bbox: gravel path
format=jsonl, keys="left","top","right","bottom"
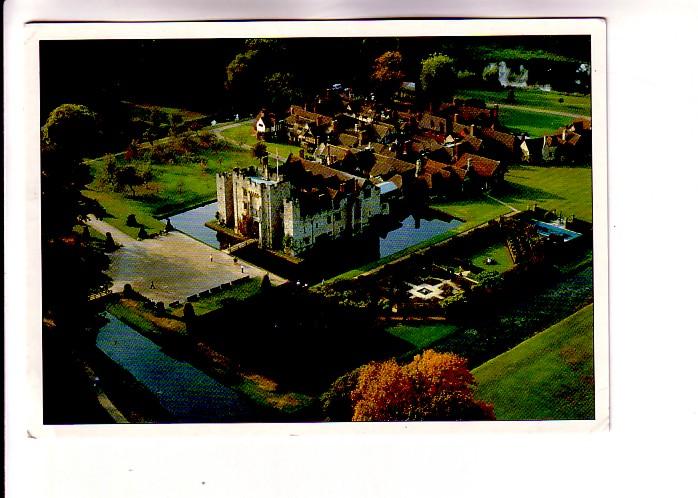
{"left": 88, "top": 216, "right": 286, "bottom": 304}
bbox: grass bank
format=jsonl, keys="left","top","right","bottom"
{"left": 473, "top": 304, "right": 594, "bottom": 420}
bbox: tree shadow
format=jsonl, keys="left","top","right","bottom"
{"left": 497, "top": 180, "right": 565, "bottom": 205}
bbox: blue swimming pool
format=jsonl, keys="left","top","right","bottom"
{"left": 533, "top": 220, "right": 582, "bottom": 242}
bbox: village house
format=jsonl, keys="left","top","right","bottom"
{"left": 452, "top": 151, "right": 507, "bottom": 191}
{"left": 285, "top": 105, "right": 337, "bottom": 153}
{"left": 254, "top": 109, "right": 279, "bottom": 141}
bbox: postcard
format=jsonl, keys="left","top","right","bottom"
{"left": 15, "top": 19, "right": 607, "bottom": 436}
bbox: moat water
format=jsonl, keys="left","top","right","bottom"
{"left": 166, "top": 202, "right": 220, "bottom": 247}
{"left": 168, "top": 201, "right": 461, "bottom": 259}
{"left": 96, "top": 313, "right": 250, "bottom": 422}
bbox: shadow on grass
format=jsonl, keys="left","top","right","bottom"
{"left": 497, "top": 180, "right": 565, "bottom": 205}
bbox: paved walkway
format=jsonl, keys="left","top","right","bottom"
{"left": 88, "top": 216, "right": 286, "bottom": 304}
{"left": 484, "top": 193, "right": 520, "bottom": 213}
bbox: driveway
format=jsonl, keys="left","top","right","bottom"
{"left": 88, "top": 216, "right": 286, "bottom": 304}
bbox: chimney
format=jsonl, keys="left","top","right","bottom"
{"left": 454, "top": 112, "right": 461, "bottom": 125}
{"left": 415, "top": 158, "right": 423, "bottom": 177}
{"left": 562, "top": 128, "right": 567, "bottom": 141}
{"left": 354, "top": 123, "right": 359, "bottom": 132}
{"left": 470, "top": 124, "right": 475, "bottom": 136}
{"left": 466, "top": 157, "right": 472, "bottom": 173}
{"left": 316, "top": 117, "right": 321, "bottom": 127}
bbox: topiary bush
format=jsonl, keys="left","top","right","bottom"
{"left": 126, "top": 213, "right": 138, "bottom": 227}
{"left": 137, "top": 227, "right": 148, "bottom": 240}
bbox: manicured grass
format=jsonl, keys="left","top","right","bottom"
{"left": 472, "top": 304, "right": 594, "bottom": 420}
{"left": 456, "top": 87, "right": 591, "bottom": 117}
{"left": 387, "top": 323, "right": 459, "bottom": 349}
{"left": 220, "top": 125, "right": 302, "bottom": 158}
{"left": 171, "top": 277, "right": 262, "bottom": 317}
{"left": 83, "top": 146, "right": 255, "bottom": 238}
{"left": 470, "top": 243, "right": 514, "bottom": 273}
{"left": 431, "top": 195, "right": 513, "bottom": 224}
{"left": 497, "top": 107, "right": 576, "bottom": 137}
{"left": 497, "top": 165, "right": 593, "bottom": 221}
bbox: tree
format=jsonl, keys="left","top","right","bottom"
{"left": 225, "top": 49, "right": 263, "bottom": 114}
{"left": 169, "top": 113, "right": 184, "bottom": 136}
{"left": 260, "top": 273, "right": 271, "bottom": 293}
{"left": 263, "top": 72, "right": 301, "bottom": 113}
{"left": 371, "top": 51, "right": 405, "bottom": 99}
{"left": 419, "top": 53, "right": 457, "bottom": 108}
{"left": 325, "top": 350, "right": 495, "bottom": 421}
{"left": 251, "top": 141, "right": 268, "bottom": 163}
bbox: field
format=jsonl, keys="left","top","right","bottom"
{"left": 219, "top": 124, "right": 302, "bottom": 159}
{"left": 498, "top": 165, "right": 593, "bottom": 221}
{"left": 496, "top": 107, "right": 575, "bottom": 137}
{"left": 83, "top": 145, "right": 254, "bottom": 238}
{"left": 472, "top": 304, "right": 594, "bottom": 420}
{"left": 387, "top": 323, "right": 459, "bottom": 349}
{"left": 456, "top": 87, "right": 591, "bottom": 117}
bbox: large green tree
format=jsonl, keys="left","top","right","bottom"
{"left": 419, "top": 53, "right": 457, "bottom": 108}
{"left": 41, "top": 104, "right": 111, "bottom": 334}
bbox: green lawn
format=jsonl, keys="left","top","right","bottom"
{"left": 497, "top": 107, "right": 575, "bottom": 137}
{"left": 220, "top": 124, "right": 302, "bottom": 159}
{"left": 473, "top": 304, "right": 594, "bottom": 420}
{"left": 456, "top": 87, "right": 591, "bottom": 117}
{"left": 470, "top": 243, "right": 514, "bottom": 273}
{"left": 171, "top": 277, "right": 262, "bottom": 317}
{"left": 387, "top": 323, "right": 459, "bottom": 349}
{"left": 431, "top": 195, "right": 513, "bottom": 223}
{"left": 84, "top": 147, "right": 255, "bottom": 238}
{"left": 497, "top": 165, "right": 593, "bottom": 221}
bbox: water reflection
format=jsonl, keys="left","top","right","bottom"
{"left": 96, "top": 313, "right": 250, "bottom": 422}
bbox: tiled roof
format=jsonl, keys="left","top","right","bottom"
{"left": 289, "top": 105, "right": 333, "bottom": 126}
{"left": 369, "top": 153, "right": 416, "bottom": 178}
{"left": 460, "top": 133, "right": 483, "bottom": 151}
{"left": 481, "top": 128, "right": 517, "bottom": 151}
{"left": 454, "top": 152, "right": 501, "bottom": 178}
{"left": 338, "top": 133, "right": 359, "bottom": 148}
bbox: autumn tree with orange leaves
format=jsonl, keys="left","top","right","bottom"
{"left": 371, "top": 51, "right": 406, "bottom": 100}
{"left": 323, "top": 350, "right": 495, "bottom": 421}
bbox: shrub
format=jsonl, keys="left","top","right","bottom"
{"left": 123, "top": 283, "right": 134, "bottom": 297}
{"left": 155, "top": 301, "right": 165, "bottom": 316}
{"left": 183, "top": 302, "right": 195, "bottom": 320}
{"left": 126, "top": 214, "right": 138, "bottom": 227}
{"left": 137, "top": 227, "right": 148, "bottom": 239}
{"left": 261, "top": 273, "right": 271, "bottom": 293}
{"left": 105, "top": 232, "right": 117, "bottom": 252}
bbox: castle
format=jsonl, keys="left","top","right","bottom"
{"left": 216, "top": 155, "right": 383, "bottom": 257}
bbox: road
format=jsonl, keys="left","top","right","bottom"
{"left": 88, "top": 215, "right": 286, "bottom": 304}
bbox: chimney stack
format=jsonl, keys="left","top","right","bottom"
{"left": 466, "top": 157, "right": 472, "bottom": 172}
{"left": 470, "top": 124, "right": 475, "bottom": 136}
{"left": 562, "top": 128, "right": 567, "bottom": 141}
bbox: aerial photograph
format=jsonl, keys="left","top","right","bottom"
{"left": 40, "top": 34, "right": 595, "bottom": 424}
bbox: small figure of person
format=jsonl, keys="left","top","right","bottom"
{"left": 240, "top": 265, "right": 245, "bottom": 274}
{"left": 150, "top": 281, "right": 155, "bottom": 289}
{"left": 210, "top": 254, "right": 213, "bottom": 262}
